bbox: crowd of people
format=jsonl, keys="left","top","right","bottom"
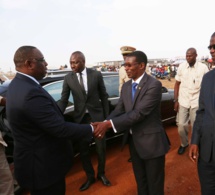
{"left": 1, "top": 32, "right": 215, "bottom": 195}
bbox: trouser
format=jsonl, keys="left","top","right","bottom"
{"left": 129, "top": 135, "right": 165, "bottom": 195}
{"left": 0, "top": 144, "right": 14, "bottom": 195}
{"left": 177, "top": 105, "right": 198, "bottom": 147}
{"left": 80, "top": 114, "right": 106, "bottom": 179}
{"left": 198, "top": 158, "right": 215, "bottom": 195}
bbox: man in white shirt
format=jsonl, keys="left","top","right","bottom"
{"left": 174, "top": 48, "right": 209, "bottom": 155}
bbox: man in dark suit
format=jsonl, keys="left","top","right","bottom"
{"left": 189, "top": 32, "right": 215, "bottom": 195}
{"left": 6, "top": 46, "right": 93, "bottom": 195}
{"left": 93, "top": 51, "right": 170, "bottom": 195}
{"left": 57, "top": 51, "right": 111, "bottom": 191}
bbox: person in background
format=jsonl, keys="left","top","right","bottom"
{"left": 93, "top": 51, "right": 170, "bottom": 195}
{"left": 119, "top": 46, "right": 136, "bottom": 163}
{"left": 119, "top": 46, "right": 136, "bottom": 93}
{"left": 174, "top": 48, "right": 209, "bottom": 155}
{"left": 189, "top": 32, "right": 215, "bottom": 195}
{"left": 0, "top": 96, "right": 14, "bottom": 195}
{"left": 6, "top": 46, "right": 93, "bottom": 195}
{"left": 58, "top": 51, "right": 111, "bottom": 191}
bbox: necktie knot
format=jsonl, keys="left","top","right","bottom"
{"left": 132, "top": 82, "right": 138, "bottom": 101}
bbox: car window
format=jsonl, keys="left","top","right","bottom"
{"left": 43, "top": 75, "right": 119, "bottom": 104}
{"left": 43, "top": 81, "right": 74, "bottom": 105}
{"left": 103, "top": 75, "right": 119, "bottom": 98}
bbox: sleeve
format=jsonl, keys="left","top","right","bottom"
{"left": 175, "top": 64, "right": 182, "bottom": 82}
{"left": 191, "top": 77, "right": 206, "bottom": 145}
{"left": 111, "top": 80, "right": 162, "bottom": 132}
{"left": 97, "top": 71, "right": 109, "bottom": 118}
{"left": 24, "top": 90, "right": 92, "bottom": 142}
{"left": 57, "top": 76, "right": 71, "bottom": 112}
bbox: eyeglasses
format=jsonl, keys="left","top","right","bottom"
{"left": 208, "top": 44, "right": 215, "bottom": 50}
{"left": 123, "top": 62, "right": 140, "bottom": 68}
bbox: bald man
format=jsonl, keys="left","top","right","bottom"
{"left": 174, "top": 48, "right": 209, "bottom": 155}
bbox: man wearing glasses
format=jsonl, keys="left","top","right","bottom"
{"left": 93, "top": 51, "right": 170, "bottom": 195}
{"left": 119, "top": 46, "right": 136, "bottom": 163}
{"left": 189, "top": 32, "right": 215, "bottom": 195}
{"left": 174, "top": 48, "right": 208, "bottom": 155}
{"left": 6, "top": 46, "right": 93, "bottom": 195}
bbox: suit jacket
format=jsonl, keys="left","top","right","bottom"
{"left": 191, "top": 69, "right": 215, "bottom": 162}
{"left": 107, "top": 73, "right": 170, "bottom": 159}
{"left": 6, "top": 73, "right": 92, "bottom": 190}
{"left": 58, "top": 68, "right": 109, "bottom": 123}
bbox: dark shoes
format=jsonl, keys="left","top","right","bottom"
{"left": 79, "top": 176, "right": 111, "bottom": 191}
{"left": 178, "top": 145, "right": 189, "bottom": 155}
{"left": 79, "top": 178, "right": 95, "bottom": 191}
{"left": 128, "top": 157, "right": 132, "bottom": 162}
{"left": 97, "top": 175, "right": 111, "bottom": 186}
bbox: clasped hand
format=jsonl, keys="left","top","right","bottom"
{"left": 92, "top": 121, "right": 111, "bottom": 139}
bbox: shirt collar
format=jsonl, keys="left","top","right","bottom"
{"left": 185, "top": 61, "right": 197, "bottom": 69}
{"left": 132, "top": 72, "right": 145, "bottom": 84}
{"left": 17, "top": 71, "right": 40, "bottom": 85}
{"left": 76, "top": 67, "right": 87, "bottom": 76}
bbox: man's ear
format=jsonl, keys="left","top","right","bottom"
{"left": 24, "top": 60, "right": 33, "bottom": 69}
{"left": 140, "top": 62, "right": 146, "bottom": 70}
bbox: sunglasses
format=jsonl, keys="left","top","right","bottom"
{"left": 208, "top": 44, "right": 215, "bottom": 50}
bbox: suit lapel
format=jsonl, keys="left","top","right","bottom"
{"left": 132, "top": 73, "right": 148, "bottom": 106}
{"left": 71, "top": 72, "right": 87, "bottom": 100}
{"left": 86, "top": 68, "right": 91, "bottom": 96}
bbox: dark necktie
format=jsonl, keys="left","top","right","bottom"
{"left": 132, "top": 82, "right": 138, "bottom": 101}
{"left": 79, "top": 73, "right": 86, "bottom": 94}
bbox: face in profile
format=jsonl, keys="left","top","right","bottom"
{"left": 30, "top": 49, "right": 48, "bottom": 80}
{"left": 209, "top": 36, "right": 215, "bottom": 63}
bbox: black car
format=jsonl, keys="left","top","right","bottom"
{"left": 1, "top": 70, "right": 176, "bottom": 146}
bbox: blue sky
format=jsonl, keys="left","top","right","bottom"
{"left": 0, "top": 0, "right": 214, "bottom": 72}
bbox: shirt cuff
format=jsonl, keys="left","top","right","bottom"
{"left": 110, "top": 120, "right": 117, "bottom": 133}
{"left": 90, "top": 124, "right": 94, "bottom": 132}
{"left": 0, "top": 96, "right": 3, "bottom": 103}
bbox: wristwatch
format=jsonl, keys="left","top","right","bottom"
{"left": 173, "top": 99, "right": 178, "bottom": 103}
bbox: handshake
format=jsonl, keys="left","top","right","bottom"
{"left": 91, "top": 120, "right": 112, "bottom": 139}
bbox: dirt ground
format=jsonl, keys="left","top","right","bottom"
{"left": 21, "top": 124, "right": 200, "bottom": 195}
{"left": 65, "top": 124, "right": 201, "bottom": 195}
{"left": 159, "top": 77, "right": 175, "bottom": 89}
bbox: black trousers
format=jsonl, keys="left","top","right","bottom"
{"left": 31, "top": 179, "right": 65, "bottom": 195}
{"left": 79, "top": 113, "right": 106, "bottom": 179}
{"left": 198, "top": 158, "right": 215, "bottom": 195}
{"left": 128, "top": 135, "right": 165, "bottom": 195}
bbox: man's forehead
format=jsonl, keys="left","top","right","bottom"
{"left": 210, "top": 36, "right": 215, "bottom": 44}
{"left": 71, "top": 54, "right": 81, "bottom": 60}
{"left": 125, "top": 56, "right": 136, "bottom": 63}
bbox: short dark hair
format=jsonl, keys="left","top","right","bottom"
{"left": 71, "top": 51, "right": 85, "bottom": 63}
{"left": 126, "top": 51, "right": 148, "bottom": 65}
{"left": 211, "top": 32, "right": 215, "bottom": 37}
{"left": 14, "top": 46, "right": 36, "bottom": 67}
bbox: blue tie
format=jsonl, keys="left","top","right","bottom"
{"left": 132, "top": 82, "right": 138, "bottom": 101}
